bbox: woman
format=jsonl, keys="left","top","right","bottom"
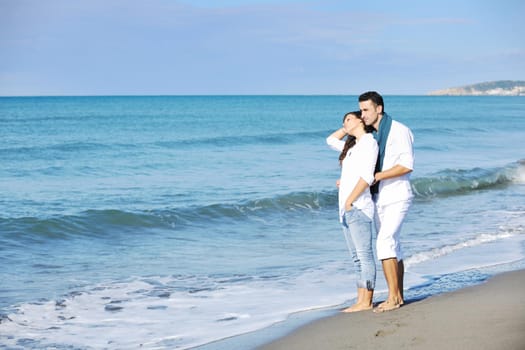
{"left": 326, "top": 111, "right": 378, "bottom": 312}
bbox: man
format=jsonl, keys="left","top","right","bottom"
{"left": 358, "top": 91, "right": 414, "bottom": 312}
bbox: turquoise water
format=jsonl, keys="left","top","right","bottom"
{"left": 1, "top": 96, "right": 525, "bottom": 349}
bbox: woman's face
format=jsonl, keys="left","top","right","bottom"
{"left": 343, "top": 114, "right": 361, "bottom": 135}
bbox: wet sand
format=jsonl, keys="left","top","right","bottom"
{"left": 258, "top": 269, "right": 525, "bottom": 350}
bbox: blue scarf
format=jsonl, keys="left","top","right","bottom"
{"left": 371, "top": 113, "right": 392, "bottom": 194}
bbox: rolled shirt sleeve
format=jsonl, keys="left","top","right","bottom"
{"left": 326, "top": 136, "right": 345, "bottom": 152}
{"left": 394, "top": 126, "right": 414, "bottom": 171}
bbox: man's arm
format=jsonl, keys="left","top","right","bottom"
{"left": 374, "top": 164, "right": 412, "bottom": 183}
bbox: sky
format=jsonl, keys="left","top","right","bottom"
{"left": 1, "top": 0, "right": 524, "bottom": 96}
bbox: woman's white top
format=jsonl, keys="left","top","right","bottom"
{"left": 326, "top": 133, "right": 378, "bottom": 221}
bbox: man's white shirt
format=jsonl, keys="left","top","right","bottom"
{"left": 375, "top": 120, "right": 414, "bottom": 206}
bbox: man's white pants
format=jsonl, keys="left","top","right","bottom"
{"left": 375, "top": 200, "right": 411, "bottom": 261}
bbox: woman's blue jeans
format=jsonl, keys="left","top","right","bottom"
{"left": 341, "top": 208, "right": 376, "bottom": 290}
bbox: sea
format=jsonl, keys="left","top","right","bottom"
{"left": 1, "top": 95, "right": 524, "bottom": 349}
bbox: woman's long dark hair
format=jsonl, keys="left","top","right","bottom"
{"left": 338, "top": 111, "right": 374, "bottom": 165}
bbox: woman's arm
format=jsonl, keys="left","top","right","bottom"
{"left": 346, "top": 136, "right": 378, "bottom": 210}
{"left": 326, "top": 128, "right": 346, "bottom": 152}
{"left": 345, "top": 178, "right": 370, "bottom": 211}
{"left": 329, "top": 127, "right": 346, "bottom": 140}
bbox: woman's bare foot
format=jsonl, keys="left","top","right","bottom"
{"left": 341, "top": 302, "right": 373, "bottom": 313}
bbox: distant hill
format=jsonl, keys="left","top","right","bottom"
{"left": 428, "top": 80, "right": 525, "bottom": 96}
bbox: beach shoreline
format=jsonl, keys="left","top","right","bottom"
{"left": 255, "top": 269, "right": 525, "bottom": 350}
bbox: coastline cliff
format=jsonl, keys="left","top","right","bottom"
{"left": 428, "top": 80, "right": 525, "bottom": 96}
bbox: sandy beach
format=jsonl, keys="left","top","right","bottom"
{"left": 258, "top": 269, "right": 525, "bottom": 350}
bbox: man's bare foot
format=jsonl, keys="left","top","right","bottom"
{"left": 341, "top": 303, "right": 373, "bottom": 313}
{"left": 373, "top": 299, "right": 403, "bottom": 313}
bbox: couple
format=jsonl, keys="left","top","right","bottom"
{"left": 326, "top": 91, "right": 414, "bottom": 313}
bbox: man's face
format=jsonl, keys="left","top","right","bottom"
{"left": 359, "top": 99, "right": 382, "bottom": 128}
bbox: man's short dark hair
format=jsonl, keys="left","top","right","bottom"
{"left": 359, "top": 91, "right": 385, "bottom": 113}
